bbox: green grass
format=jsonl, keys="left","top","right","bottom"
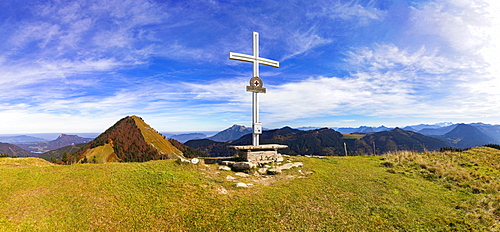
{"left": 342, "top": 133, "right": 367, "bottom": 139}
{"left": 0, "top": 151, "right": 495, "bottom": 231}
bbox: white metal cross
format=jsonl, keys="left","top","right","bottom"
{"left": 229, "top": 32, "right": 279, "bottom": 146}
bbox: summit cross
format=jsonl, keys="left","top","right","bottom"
{"left": 229, "top": 32, "right": 279, "bottom": 146}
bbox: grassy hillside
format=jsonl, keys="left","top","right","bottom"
{"left": 1, "top": 148, "right": 498, "bottom": 231}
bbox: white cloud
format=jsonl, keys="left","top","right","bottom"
{"left": 282, "top": 27, "right": 331, "bottom": 61}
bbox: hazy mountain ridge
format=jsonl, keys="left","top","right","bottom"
{"left": 15, "top": 134, "right": 92, "bottom": 153}
{"left": 437, "top": 124, "right": 497, "bottom": 149}
{"left": 169, "top": 133, "right": 207, "bottom": 143}
{"left": 0, "top": 135, "right": 47, "bottom": 143}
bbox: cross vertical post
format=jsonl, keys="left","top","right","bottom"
{"left": 229, "top": 32, "right": 279, "bottom": 146}
{"left": 252, "top": 32, "right": 259, "bottom": 146}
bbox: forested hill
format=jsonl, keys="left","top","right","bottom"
{"left": 345, "top": 128, "right": 451, "bottom": 155}
{"left": 0, "top": 143, "right": 33, "bottom": 157}
{"left": 186, "top": 127, "right": 451, "bottom": 157}
{"left": 70, "top": 116, "right": 183, "bottom": 163}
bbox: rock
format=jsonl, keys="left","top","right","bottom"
{"left": 218, "top": 166, "right": 232, "bottom": 171}
{"left": 232, "top": 162, "right": 256, "bottom": 172}
{"left": 217, "top": 186, "right": 228, "bottom": 194}
{"left": 293, "top": 162, "right": 303, "bottom": 167}
{"left": 226, "top": 175, "right": 236, "bottom": 180}
{"left": 235, "top": 172, "right": 250, "bottom": 177}
{"left": 280, "top": 163, "right": 295, "bottom": 170}
{"left": 278, "top": 162, "right": 304, "bottom": 170}
{"left": 221, "top": 161, "right": 235, "bottom": 166}
{"left": 257, "top": 168, "right": 268, "bottom": 174}
{"left": 267, "top": 168, "right": 282, "bottom": 175}
{"left": 235, "top": 182, "right": 249, "bottom": 187}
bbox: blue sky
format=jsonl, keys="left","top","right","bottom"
{"left": 0, "top": 0, "right": 499, "bottom": 133}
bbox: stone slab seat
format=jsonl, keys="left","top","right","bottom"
{"left": 227, "top": 144, "right": 288, "bottom": 163}
{"left": 227, "top": 144, "right": 288, "bottom": 150}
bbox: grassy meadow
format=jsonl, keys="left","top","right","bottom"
{"left": 1, "top": 147, "right": 499, "bottom": 231}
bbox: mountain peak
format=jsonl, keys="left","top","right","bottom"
{"left": 71, "top": 116, "right": 183, "bottom": 163}
{"left": 208, "top": 125, "right": 252, "bottom": 142}
{"left": 443, "top": 124, "right": 496, "bottom": 149}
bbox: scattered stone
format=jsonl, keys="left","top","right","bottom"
{"left": 191, "top": 158, "right": 199, "bottom": 164}
{"left": 217, "top": 186, "right": 228, "bottom": 194}
{"left": 226, "top": 175, "right": 236, "bottom": 180}
{"left": 232, "top": 162, "right": 256, "bottom": 172}
{"left": 280, "top": 163, "right": 295, "bottom": 170}
{"left": 257, "top": 168, "right": 268, "bottom": 174}
{"left": 267, "top": 168, "right": 282, "bottom": 175}
{"left": 235, "top": 182, "right": 249, "bottom": 188}
{"left": 235, "top": 172, "right": 250, "bottom": 177}
{"left": 218, "top": 166, "right": 231, "bottom": 171}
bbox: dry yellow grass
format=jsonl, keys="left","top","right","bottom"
{"left": 81, "top": 143, "right": 120, "bottom": 163}
{"left": 0, "top": 157, "right": 53, "bottom": 167}
{"left": 131, "top": 116, "right": 183, "bottom": 159}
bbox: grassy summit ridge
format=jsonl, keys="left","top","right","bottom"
{"left": 131, "top": 116, "right": 183, "bottom": 158}
{"left": 1, "top": 148, "right": 498, "bottom": 230}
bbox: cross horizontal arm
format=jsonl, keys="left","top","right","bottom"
{"left": 257, "top": 57, "right": 279, "bottom": 68}
{"left": 229, "top": 52, "right": 254, "bottom": 63}
{"left": 229, "top": 52, "right": 280, "bottom": 68}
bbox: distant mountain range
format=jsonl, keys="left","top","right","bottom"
{"left": 168, "top": 133, "right": 207, "bottom": 143}
{"left": 3, "top": 121, "right": 500, "bottom": 160}
{"left": 0, "top": 135, "right": 47, "bottom": 143}
{"left": 164, "top": 125, "right": 252, "bottom": 143}
{"left": 15, "top": 134, "right": 93, "bottom": 153}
